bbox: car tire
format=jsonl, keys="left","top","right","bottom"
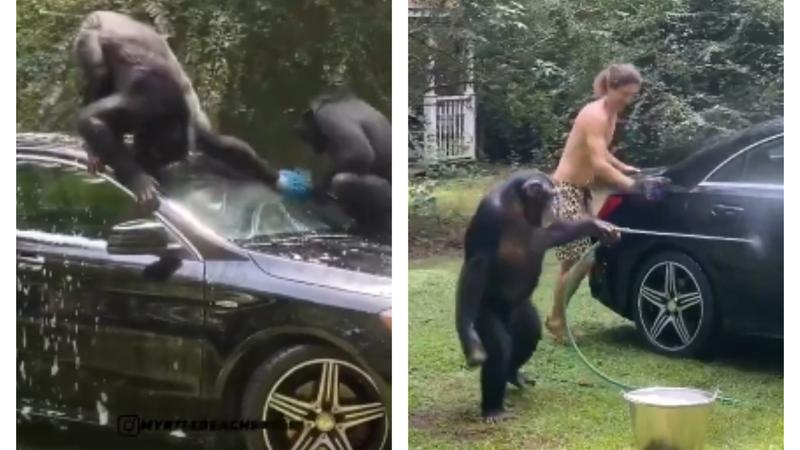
{"left": 240, "top": 344, "right": 389, "bottom": 450}
{"left": 631, "top": 251, "right": 716, "bottom": 358}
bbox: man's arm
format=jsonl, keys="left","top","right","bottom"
{"left": 582, "top": 113, "right": 635, "bottom": 190}
{"left": 607, "top": 151, "right": 639, "bottom": 174}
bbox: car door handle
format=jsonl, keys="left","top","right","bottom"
{"left": 711, "top": 204, "right": 743, "bottom": 217}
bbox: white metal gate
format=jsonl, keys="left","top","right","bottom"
{"left": 410, "top": 13, "right": 477, "bottom": 163}
{"left": 422, "top": 92, "right": 476, "bottom": 161}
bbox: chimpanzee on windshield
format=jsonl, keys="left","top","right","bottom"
{"left": 294, "top": 91, "right": 391, "bottom": 234}
{"left": 455, "top": 170, "right": 620, "bottom": 423}
{"left": 73, "top": 10, "right": 280, "bottom": 209}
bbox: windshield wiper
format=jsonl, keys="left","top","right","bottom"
{"left": 236, "top": 232, "right": 353, "bottom": 245}
{"left": 303, "top": 233, "right": 354, "bottom": 240}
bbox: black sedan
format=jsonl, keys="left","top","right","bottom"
{"left": 590, "top": 118, "right": 783, "bottom": 357}
{"left": 16, "top": 133, "right": 391, "bottom": 450}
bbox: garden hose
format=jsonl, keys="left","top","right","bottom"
{"left": 561, "top": 241, "right": 739, "bottom": 405}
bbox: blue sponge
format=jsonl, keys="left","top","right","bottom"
{"left": 277, "top": 169, "right": 312, "bottom": 199}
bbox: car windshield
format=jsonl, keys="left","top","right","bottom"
{"left": 158, "top": 166, "right": 353, "bottom": 242}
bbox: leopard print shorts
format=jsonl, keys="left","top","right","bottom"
{"left": 553, "top": 181, "right": 593, "bottom": 263}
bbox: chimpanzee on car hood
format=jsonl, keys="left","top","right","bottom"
{"left": 157, "top": 157, "right": 391, "bottom": 292}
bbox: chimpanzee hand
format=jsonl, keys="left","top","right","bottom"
{"left": 633, "top": 176, "right": 671, "bottom": 201}
{"left": 593, "top": 219, "right": 621, "bottom": 246}
{"left": 87, "top": 153, "right": 105, "bottom": 175}
{"left": 130, "top": 173, "right": 160, "bottom": 212}
{"left": 465, "top": 326, "right": 487, "bottom": 368}
{"left": 313, "top": 188, "right": 331, "bottom": 203}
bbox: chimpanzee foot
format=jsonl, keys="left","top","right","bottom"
{"left": 508, "top": 372, "right": 535, "bottom": 389}
{"left": 481, "top": 408, "right": 514, "bottom": 424}
{"left": 86, "top": 154, "right": 106, "bottom": 175}
{"left": 131, "top": 173, "right": 160, "bottom": 212}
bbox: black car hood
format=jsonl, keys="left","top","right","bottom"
{"left": 240, "top": 235, "right": 392, "bottom": 299}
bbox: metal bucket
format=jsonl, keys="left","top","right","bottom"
{"left": 623, "top": 387, "right": 716, "bottom": 450}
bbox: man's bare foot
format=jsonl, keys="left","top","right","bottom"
{"left": 481, "top": 408, "right": 514, "bottom": 424}
{"left": 507, "top": 372, "right": 535, "bottom": 389}
{"left": 545, "top": 315, "right": 566, "bottom": 341}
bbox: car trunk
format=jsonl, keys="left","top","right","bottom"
{"left": 590, "top": 166, "right": 669, "bottom": 216}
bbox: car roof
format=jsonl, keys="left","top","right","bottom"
{"left": 17, "top": 132, "right": 89, "bottom": 163}
{"left": 663, "top": 117, "right": 783, "bottom": 186}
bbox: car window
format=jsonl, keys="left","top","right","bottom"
{"left": 707, "top": 137, "right": 783, "bottom": 185}
{"left": 707, "top": 152, "right": 745, "bottom": 182}
{"left": 742, "top": 137, "right": 783, "bottom": 184}
{"left": 17, "top": 160, "right": 141, "bottom": 240}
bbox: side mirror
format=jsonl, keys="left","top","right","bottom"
{"left": 107, "top": 219, "right": 176, "bottom": 255}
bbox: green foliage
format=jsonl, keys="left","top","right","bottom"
{"left": 409, "top": 161, "right": 490, "bottom": 218}
{"left": 422, "top": 161, "right": 490, "bottom": 180}
{"left": 17, "top": 0, "right": 390, "bottom": 169}
{"left": 411, "top": 0, "right": 783, "bottom": 167}
{"left": 409, "top": 179, "right": 438, "bottom": 218}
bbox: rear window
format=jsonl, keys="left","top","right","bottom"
{"left": 707, "top": 153, "right": 745, "bottom": 183}
{"left": 741, "top": 138, "right": 783, "bottom": 184}
{"left": 707, "top": 136, "right": 783, "bottom": 185}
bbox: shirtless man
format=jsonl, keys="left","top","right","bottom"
{"left": 545, "top": 63, "right": 666, "bottom": 340}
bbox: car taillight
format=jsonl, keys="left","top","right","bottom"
{"left": 597, "top": 194, "right": 623, "bottom": 220}
{"left": 379, "top": 308, "right": 391, "bottom": 332}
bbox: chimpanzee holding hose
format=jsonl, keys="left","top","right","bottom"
{"left": 455, "top": 170, "right": 623, "bottom": 422}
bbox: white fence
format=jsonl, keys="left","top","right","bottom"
{"left": 409, "top": 9, "right": 476, "bottom": 163}
{"left": 417, "top": 92, "right": 476, "bottom": 161}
